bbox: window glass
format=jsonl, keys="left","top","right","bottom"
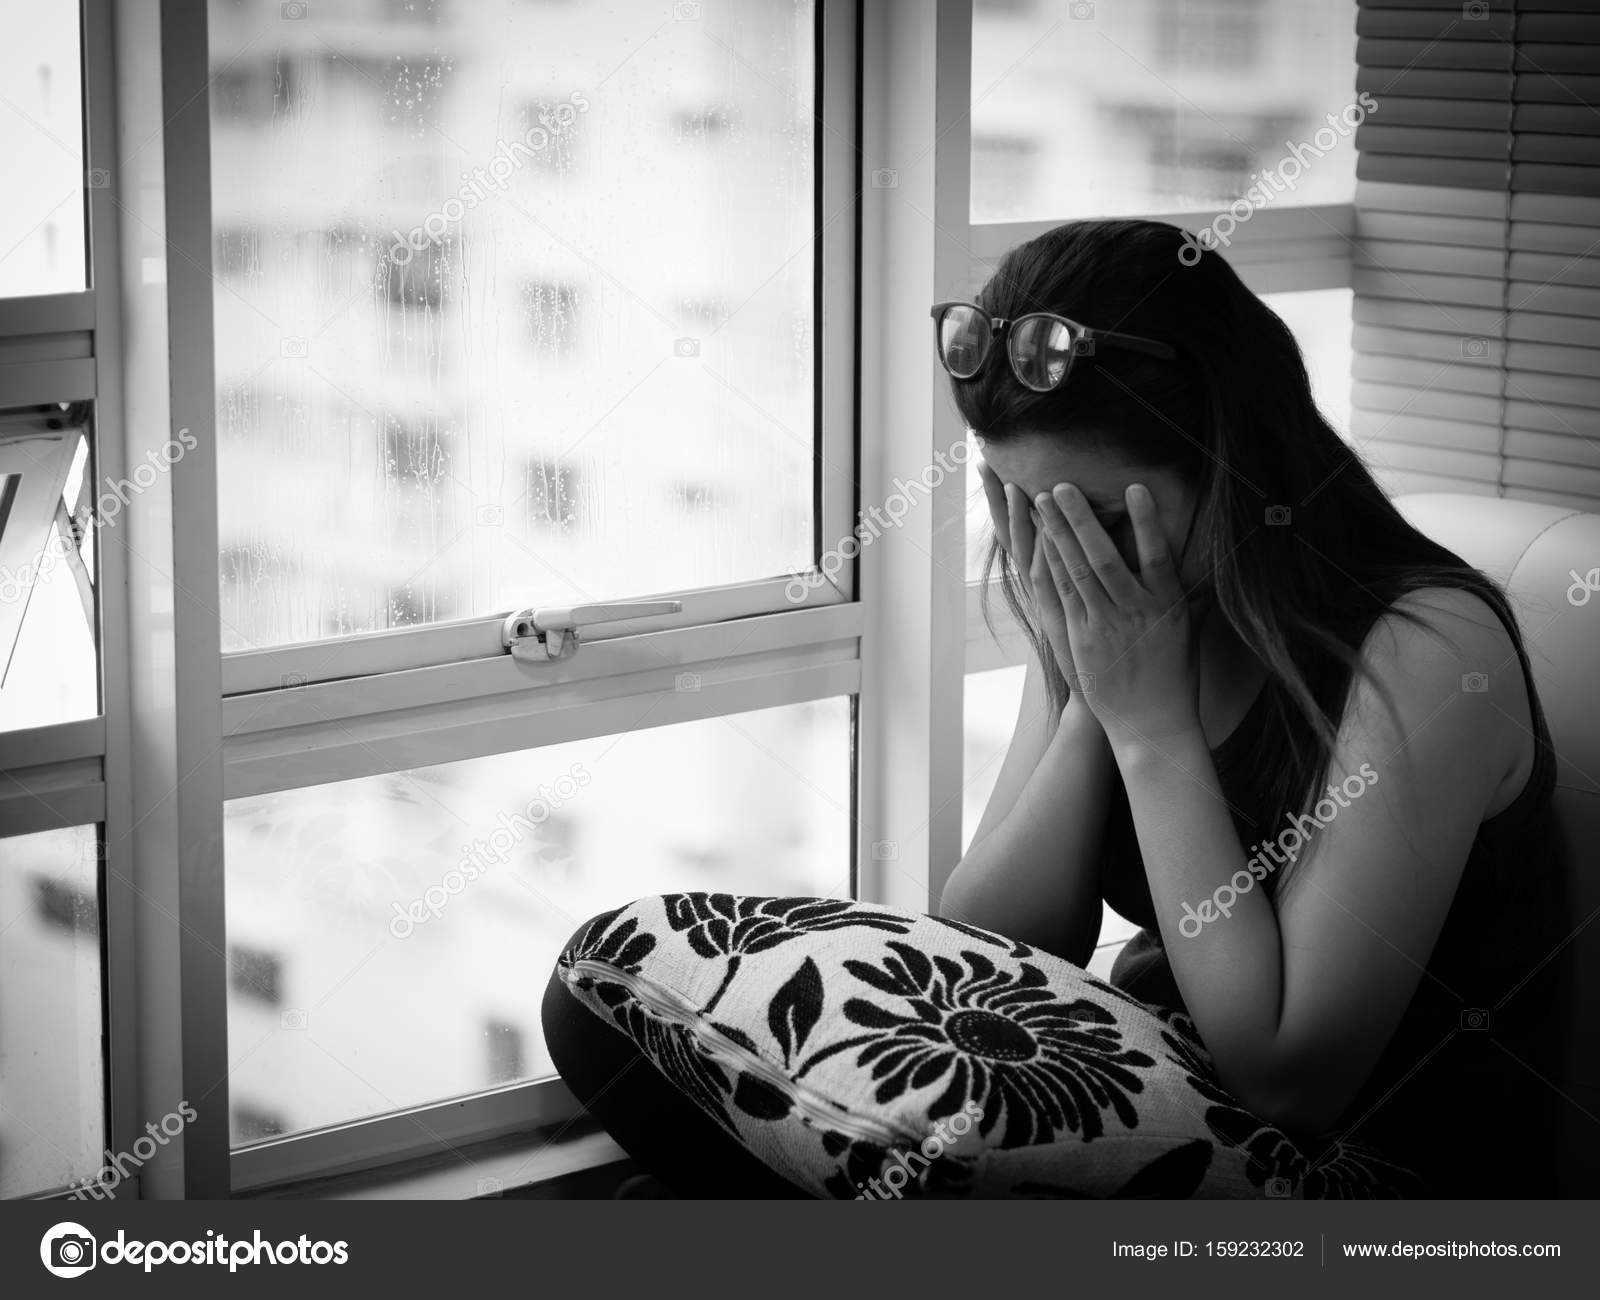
{"left": 962, "top": 664, "right": 1027, "bottom": 856}
{"left": 971, "top": 0, "right": 1358, "bottom": 222}
{"left": 223, "top": 697, "right": 850, "bottom": 1142}
{"left": 208, "top": 0, "right": 817, "bottom": 651}
{"left": 0, "top": 421, "right": 96, "bottom": 732}
{"left": 0, "top": 0, "right": 86, "bottom": 296}
{"left": 0, "top": 824, "right": 103, "bottom": 1199}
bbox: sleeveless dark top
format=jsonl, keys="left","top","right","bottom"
{"left": 1102, "top": 600, "right": 1572, "bottom": 1195}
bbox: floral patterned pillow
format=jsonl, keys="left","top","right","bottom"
{"left": 555, "top": 893, "right": 1421, "bottom": 1199}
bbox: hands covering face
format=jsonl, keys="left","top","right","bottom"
{"left": 979, "top": 458, "right": 1199, "bottom": 741}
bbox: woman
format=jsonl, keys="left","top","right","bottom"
{"left": 938, "top": 218, "right": 1570, "bottom": 1195}
{"left": 544, "top": 218, "right": 1570, "bottom": 1197}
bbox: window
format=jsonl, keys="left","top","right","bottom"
{"left": 207, "top": 0, "right": 825, "bottom": 651}
{"left": 0, "top": 825, "right": 103, "bottom": 1200}
{"left": 0, "top": 0, "right": 124, "bottom": 1204}
{"left": 520, "top": 279, "right": 581, "bottom": 355}
{"left": 159, "top": 0, "right": 856, "bottom": 1194}
{"left": 970, "top": 0, "right": 1357, "bottom": 221}
{"left": 222, "top": 698, "right": 849, "bottom": 1139}
{"left": 1152, "top": 0, "right": 1265, "bottom": 74}
{"left": 0, "top": 413, "right": 97, "bottom": 731}
{"left": 0, "top": 0, "right": 85, "bottom": 297}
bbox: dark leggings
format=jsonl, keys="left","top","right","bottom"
{"left": 540, "top": 947, "right": 809, "bottom": 1198}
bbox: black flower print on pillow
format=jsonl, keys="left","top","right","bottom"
{"left": 663, "top": 894, "right": 914, "bottom": 960}
{"left": 836, "top": 940, "right": 1157, "bottom": 1147}
{"left": 662, "top": 894, "right": 917, "bottom": 1014}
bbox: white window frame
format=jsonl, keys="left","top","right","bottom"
{"left": 109, "top": 0, "right": 867, "bottom": 1198}
{"left": 0, "top": 0, "right": 146, "bottom": 1202}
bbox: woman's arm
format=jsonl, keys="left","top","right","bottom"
{"left": 940, "top": 459, "right": 1119, "bottom": 964}
{"left": 1034, "top": 481, "right": 1523, "bottom": 1136}
{"left": 1111, "top": 590, "right": 1517, "bottom": 1134}
{"left": 941, "top": 662, "right": 1116, "bottom": 965}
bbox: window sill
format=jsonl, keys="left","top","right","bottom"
{"left": 238, "top": 1120, "right": 627, "bottom": 1201}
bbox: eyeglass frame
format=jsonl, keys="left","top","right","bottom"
{"left": 929, "top": 300, "right": 1179, "bottom": 392}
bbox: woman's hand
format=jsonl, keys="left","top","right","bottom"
{"left": 978, "top": 458, "right": 1078, "bottom": 687}
{"left": 1033, "top": 481, "right": 1200, "bottom": 747}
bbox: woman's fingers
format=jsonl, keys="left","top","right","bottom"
{"left": 1050, "top": 483, "right": 1144, "bottom": 605}
{"left": 1126, "top": 482, "right": 1183, "bottom": 602}
{"left": 978, "top": 460, "right": 1011, "bottom": 559}
{"left": 1035, "top": 488, "right": 1114, "bottom": 620}
{"left": 1032, "top": 532, "right": 1079, "bottom": 678}
{"left": 1037, "top": 527, "right": 1083, "bottom": 624}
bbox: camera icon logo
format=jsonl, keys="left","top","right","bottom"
{"left": 86, "top": 168, "right": 111, "bottom": 189}
{"left": 1264, "top": 1176, "right": 1293, "bottom": 1198}
{"left": 871, "top": 840, "right": 898, "bottom": 861}
{"left": 476, "top": 504, "right": 503, "bottom": 527}
{"left": 674, "top": 0, "right": 700, "bottom": 18}
{"left": 674, "top": 336, "right": 700, "bottom": 358}
{"left": 280, "top": 336, "right": 308, "bottom": 359}
{"left": 1265, "top": 505, "right": 1291, "bottom": 525}
{"left": 1461, "top": 1008, "right": 1490, "bottom": 1031}
{"left": 281, "top": 0, "right": 309, "bottom": 19}
{"left": 1462, "top": 1, "right": 1489, "bottom": 19}
{"left": 1461, "top": 336, "right": 1490, "bottom": 359}
{"left": 41, "top": 1223, "right": 97, "bottom": 1278}
{"left": 280, "top": 1008, "right": 309, "bottom": 1030}
{"left": 1461, "top": 671, "right": 1489, "bottom": 693}
{"left": 1069, "top": 0, "right": 1095, "bottom": 17}
{"left": 281, "top": 671, "right": 308, "bottom": 690}
{"left": 870, "top": 168, "right": 898, "bottom": 189}
{"left": 1067, "top": 671, "right": 1096, "bottom": 695}
{"left": 675, "top": 671, "right": 701, "bottom": 693}
{"left": 477, "top": 1176, "right": 504, "bottom": 1196}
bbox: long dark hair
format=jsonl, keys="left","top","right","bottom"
{"left": 955, "top": 219, "right": 1528, "bottom": 886}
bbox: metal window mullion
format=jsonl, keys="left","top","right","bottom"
{"left": 223, "top": 650, "right": 861, "bottom": 801}
{"left": 0, "top": 758, "right": 106, "bottom": 838}
{"left": 80, "top": 0, "right": 148, "bottom": 1195}
{"left": 224, "top": 601, "right": 863, "bottom": 737}
{"left": 969, "top": 202, "right": 1356, "bottom": 262}
{"left": 0, "top": 292, "right": 97, "bottom": 338}
{"left": 854, "top": 0, "right": 971, "bottom": 916}
{"left": 154, "top": 0, "right": 230, "bottom": 1201}
{"left": 0, "top": 289, "right": 98, "bottom": 407}
{"left": 816, "top": 0, "right": 860, "bottom": 603}
{"left": 218, "top": 575, "right": 849, "bottom": 696}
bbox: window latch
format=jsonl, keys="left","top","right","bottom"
{"left": 500, "top": 599, "right": 683, "bottom": 664}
